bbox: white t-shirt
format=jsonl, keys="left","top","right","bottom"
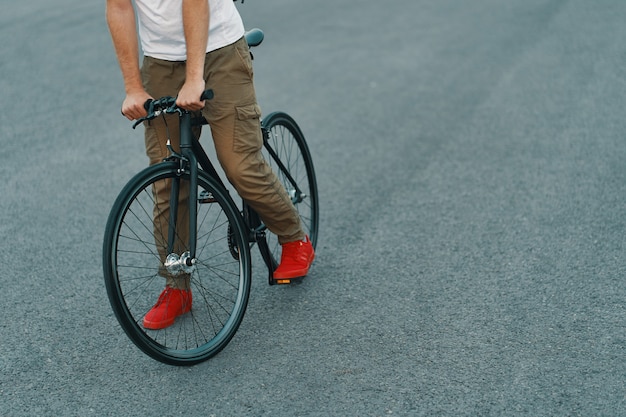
{"left": 134, "top": 0, "right": 245, "bottom": 61}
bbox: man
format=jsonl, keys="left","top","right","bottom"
{"left": 106, "top": 0, "right": 314, "bottom": 330}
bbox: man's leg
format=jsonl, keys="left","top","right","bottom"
{"left": 141, "top": 56, "right": 193, "bottom": 329}
{"left": 202, "top": 38, "right": 314, "bottom": 279}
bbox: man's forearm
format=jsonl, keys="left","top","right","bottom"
{"left": 106, "top": 0, "right": 144, "bottom": 94}
{"left": 182, "top": 0, "right": 210, "bottom": 82}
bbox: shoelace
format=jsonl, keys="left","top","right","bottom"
{"left": 154, "top": 287, "right": 190, "bottom": 306}
{"left": 283, "top": 241, "right": 308, "bottom": 261}
{"left": 153, "top": 287, "right": 173, "bottom": 307}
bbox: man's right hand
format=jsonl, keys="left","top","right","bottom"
{"left": 121, "top": 90, "right": 153, "bottom": 120}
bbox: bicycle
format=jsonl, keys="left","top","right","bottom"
{"left": 102, "top": 29, "right": 319, "bottom": 366}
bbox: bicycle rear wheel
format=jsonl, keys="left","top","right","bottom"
{"left": 103, "top": 162, "right": 251, "bottom": 365}
{"left": 260, "top": 112, "right": 319, "bottom": 273}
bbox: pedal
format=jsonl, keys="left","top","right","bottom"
{"left": 272, "top": 276, "right": 306, "bottom": 285}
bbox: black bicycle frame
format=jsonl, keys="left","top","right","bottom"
{"left": 261, "top": 128, "right": 304, "bottom": 204}
{"left": 168, "top": 111, "right": 290, "bottom": 284}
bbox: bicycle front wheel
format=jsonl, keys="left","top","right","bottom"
{"left": 261, "top": 112, "right": 319, "bottom": 268}
{"left": 103, "top": 162, "right": 251, "bottom": 365}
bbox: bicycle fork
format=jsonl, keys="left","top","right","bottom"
{"left": 163, "top": 112, "right": 198, "bottom": 276}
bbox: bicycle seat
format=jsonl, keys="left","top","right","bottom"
{"left": 245, "top": 28, "right": 264, "bottom": 48}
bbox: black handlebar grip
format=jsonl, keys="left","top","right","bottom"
{"left": 201, "top": 89, "right": 214, "bottom": 101}
{"left": 143, "top": 99, "right": 153, "bottom": 111}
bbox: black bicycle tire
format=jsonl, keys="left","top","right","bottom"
{"left": 260, "top": 112, "right": 319, "bottom": 264}
{"left": 103, "top": 162, "right": 251, "bottom": 365}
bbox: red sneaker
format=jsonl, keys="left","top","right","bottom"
{"left": 273, "top": 236, "right": 315, "bottom": 281}
{"left": 143, "top": 287, "right": 192, "bottom": 330}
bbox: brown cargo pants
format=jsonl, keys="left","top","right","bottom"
{"left": 141, "top": 37, "right": 304, "bottom": 289}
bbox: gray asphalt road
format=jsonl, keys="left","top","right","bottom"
{"left": 1, "top": 0, "right": 625, "bottom": 416}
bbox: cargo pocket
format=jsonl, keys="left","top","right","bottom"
{"left": 233, "top": 103, "right": 263, "bottom": 152}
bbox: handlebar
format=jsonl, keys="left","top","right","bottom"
{"left": 132, "top": 89, "right": 214, "bottom": 129}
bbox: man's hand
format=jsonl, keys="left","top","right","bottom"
{"left": 176, "top": 78, "right": 206, "bottom": 111}
{"left": 121, "top": 90, "right": 153, "bottom": 120}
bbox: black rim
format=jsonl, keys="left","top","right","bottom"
{"left": 103, "top": 164, "right": 251, "bottom": 365}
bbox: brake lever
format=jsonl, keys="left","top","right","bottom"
{"left": 132, "top": 99, "right": 161, "bottom": 129}
{"left": 132, "top": 118, "right": 146, "bottom": 129}
{"left": 165, "top": 104, "right": 183, "bottom": 116}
